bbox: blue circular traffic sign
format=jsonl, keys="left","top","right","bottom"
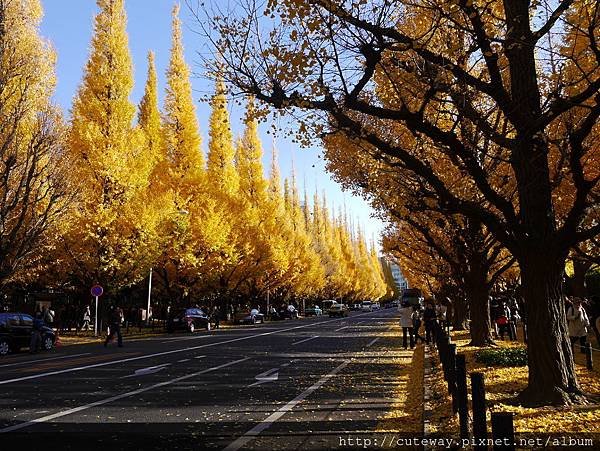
{"left": 90, "top": 285, "right": 104, "bottom": 297}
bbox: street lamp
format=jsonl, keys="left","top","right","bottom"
{"left": 146, "top": 209, "right": 189, "bottom": 325}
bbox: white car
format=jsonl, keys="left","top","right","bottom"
{"left": 361, "top": 301, "right": 373, "bottom": 312}
{"left": 372, "top": 302, "right": 381, "bottom": 310}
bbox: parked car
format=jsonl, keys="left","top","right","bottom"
{"left": 304, "top": 305, "right": 322, "bottom": 317}
{"left": 372, "top": 302, "right": 381, "bottom": 310}
{"left": 167, "top": 308, "right": 210, "bottom": 333}
{"left": 321, "top": 300, "right": 337, "bottom": 311}
{"left": 278, "top": 305, "right": 299, "bottom": 320}
{"left": 329, "top": 303, "right": 349, "bottom": 317}
{"left": 361, "top": 301, "right": 373, "bottom": 312}
{"left": 235, "top": 308, "right": 265, "bottom": 325}
{"left": 350, "top": 303, "right": 361, "bottom": 311}
{"left": 0, "top": 313, "right": 56, "bottom": 356}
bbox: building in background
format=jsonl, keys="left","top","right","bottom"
{"left": 390, "top": 263, "right": 408, "bottom": 291}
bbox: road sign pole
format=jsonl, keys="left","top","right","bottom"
{"left": 146, "top": 267, "right": 152, "bottom": 326}
{"left": 94, "top": 295, "right": 99, "bottom": 336}
{"left": 90, "top": 284, "right": 104, "bottom": 337}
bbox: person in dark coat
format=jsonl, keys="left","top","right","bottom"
{"left": 412, "top": 306, "right": 425, "bottom": 344}
{"left": 212, "top": 305, "right": 221, "bottom": 329}
{"left": 423, "top": 302, "right": 437, "bottom": 344}
{"left": 30, "top": 311, "right": 44, "bottom": 354}
{"left": 104, "top": 306, "right": 124, "bottom": 348}
{"left": 398, "top": 301, "right": 414, "bottom": 349}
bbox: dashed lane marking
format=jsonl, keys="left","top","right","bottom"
{"left": 223, "top": 360, "right": 350, "bottom": 451}
{"left": 291, "top": 336, "right": 319, "bottom": 346}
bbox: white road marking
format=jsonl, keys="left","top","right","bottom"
{"left": 0, "top": 353, "right": 92, "bottom": 368}
{"left": 224, "top": 360, "right": 350, "bottom": 451}
{"left": 366, "top": 337, "right": 380, "bottom": 348}
{"left": 248, "top": 368, "right": 279, "bottom": 387}
{"left": 335, "top": 326, "right": 348, "bottom": 332}
{"left": 120, "top": 363, "right": 172, "bottom": 379}
{"left": 0, "top": 357, "right": 250, "bottom": 434}
{"left": 291, "top": 336, "right": 319, "bottom": 346}
{"left": 159, "top": 335, "right": 212, "bottom": 343}
{"left": 177, "top": 359, "right": 191, "bottom": 363}
{"left": 0, "top": 311, "right": 380, "bottom": 386}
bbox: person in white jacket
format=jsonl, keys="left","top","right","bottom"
{"left": 398, "top": 301, "right": 415, "bottom": 349}
{"left": 567, "top": 297, "right": 589, "bottom": 353}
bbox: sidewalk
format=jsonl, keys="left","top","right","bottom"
{"left": 55, "top": 316, "right": 307, "bottom": 347}
{"left": 421, "top": 328, "right": 600, "bottom": 439}
{"left": 376, "top": 321, "right": 424, "bottom": 434}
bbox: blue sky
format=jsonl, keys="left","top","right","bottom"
{"left": 40, "top": 0, "right": 386, "bottom": 247}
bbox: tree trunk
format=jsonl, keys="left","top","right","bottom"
{"left": 452, "top": 295, "right": 468, "bottom": 330}
{"left": 465, "top": 266, "right": 495, "bottom": 347}
{"left": 517, "top": 251, "right": 582, "bottom": 406}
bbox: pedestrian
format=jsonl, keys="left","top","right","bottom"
{"left": 495, "top": 301, "right": 511, "bottom": 340}
{"left": 412, "top": 306, "right": 425, "bottom": 344}
{"left": 398, "top": 301, "right": 414, "bottom": 349}
{"left": 42, "top": 306, "right": 54, "bottom": 326}
{"left": 436, "top": 301, "right": 447, "bottom": 330}
{"left": 29, "top": 311, "right": 44, "bottom": 354}
{"left": 104, "top": 305, "right": 124, "bottom": 348}
{"left": 423, "top": 301, "right": 437, "bottom": 344}
{"left": 81, "top": 305, "right": 91, "bottom": 331}
{"left": 212, "top": 305, "right": 220, "bottom": 329}
{"left": 567, "top": 297, "right": 589, "bottom": 353}
{"left": 587, "top": 295, "right": 600, "bottom": 346}
{"left": 508, "top": 303, "right": 520, "bottom": 341}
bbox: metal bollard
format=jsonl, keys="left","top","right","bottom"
{"left": 448, "top": 343, "right": 457, "bottom": 396}
{"left": 456, "top": 354, "right": 469, "bottom": 438}
{"left": 471, "top": 372, "right": 488, "bottom": 451}
{"left": 491, "top": 412, "right": 516, "bottom": 451}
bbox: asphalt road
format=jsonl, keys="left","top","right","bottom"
{"left": 0, "top": 308, "right": 410, "bottom": 450}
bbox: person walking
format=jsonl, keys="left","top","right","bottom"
{"left": 588, "top": 295, "right": 600, "bottom": 347}
{"left": 567, "top": 297, "right": 589, "bottom": 353}
{"left": 398, "top": 301, "right": 414, "bottom": 349}
{"left": 412, "top": 306, "right": 425, "bottom": 344}
{"left": 29, "top": 311, "right": 44, "bottom": 354}
{"left": 496, "top": 301, "right": 511, "bottom": 340}
{"left": 212, "top": 305, "right": 220, "bottom": 329}
{"left": 104, "top": 305, "right": 124, "bottom": 348}
{"left": 81, "top": 305, "right": 91, "bottom": 331}
{"left": 42, "top": 306, "right": 54, "bottom": 326}
{"left": 423, "top": 302, "right": 437, "bottom": 344}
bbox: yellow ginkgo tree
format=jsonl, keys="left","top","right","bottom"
{"left": 60, "top": 0, "right": 159, "bottom": 294}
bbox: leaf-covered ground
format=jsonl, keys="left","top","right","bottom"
{"left": 430, "top": 329, "right": 600, "bottom": 436}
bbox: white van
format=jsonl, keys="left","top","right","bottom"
{"left": 361, "top": 301, "right": 373, "bottom": 312}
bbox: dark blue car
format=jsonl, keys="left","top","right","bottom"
{"left": 0, "top": 313, "right": 56, "bottom": 356}
{"left": 167, "top": 308, "right": 210, "bottom": 333}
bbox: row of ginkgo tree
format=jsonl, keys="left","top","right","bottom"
{"left": 0, "top": 0, "right": 394, "bottom": 308}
